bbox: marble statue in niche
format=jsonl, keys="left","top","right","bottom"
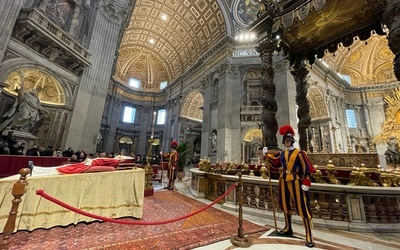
{"left": 46, "top": 0, "right": 73, "bottom": 30}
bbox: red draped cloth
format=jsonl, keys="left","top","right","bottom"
{"left": 56, "top": 158, "right": 120, "bottom": 174}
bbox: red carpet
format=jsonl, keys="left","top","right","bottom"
{"left": 5, "top": 190, "right": 268, "bottom": 250}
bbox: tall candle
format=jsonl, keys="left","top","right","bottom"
{"left": 151, "top": 111, "right": 156, "bottom": 138}
{"left": 306, "top": 128, "right": 309, "bottom": 140}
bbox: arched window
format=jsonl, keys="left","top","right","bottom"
{"left": 160, "top": 81, "right": 167, "bottom": 90}
{"left": 346, "top": 109, "right": 357, "bottom": 128}
{"left": 123, "top": 106, "right": 136, "bottom": 123}
{"left": 338, "top": 73, "right": 351, "bottom": 84}
{"left": 157, "top": 109, "right": 166, "bottom": 125}
{"left": 129, "top": 77, "right": 141, "bottom": 88}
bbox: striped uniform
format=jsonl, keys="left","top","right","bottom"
{"left": 164, "top": 150, "right": 178, "bottom": 180}
{"left": 267, "top": 148, "right": 314, "bottom": 244}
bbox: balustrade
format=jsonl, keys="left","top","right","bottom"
{"left": 190, "top": 168, "right": 400, "bottom": 232}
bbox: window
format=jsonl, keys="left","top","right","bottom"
{"left": 160, "top": 81, "right": 167, "bottom": 90}
{"left": 346, "top": 109, "right": 357, "bottom": 128}
{"left": 123, "top": 106, "right": 136, "bottom": 123}
{"left": 157, "top": 109, "right": 166, "bottom": 125}
{"left": 129, "top": 77, "right": 140, "bottom": 88}
{"left": 341, "top": 74, "right": 351, "bottom": 84}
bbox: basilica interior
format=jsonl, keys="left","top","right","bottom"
{"left": 1, "top": 0, "right": 400, "bottom": 249}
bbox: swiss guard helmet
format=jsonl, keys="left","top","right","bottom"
{"left": 170, "top": 141, "right": 178, "bottom": 149}
{"left": 279, "top": 124, "right": 296, "bottom": 144}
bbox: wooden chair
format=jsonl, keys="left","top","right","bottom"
{"left": 0, "top": 168, "right": 30, "bottom": 250}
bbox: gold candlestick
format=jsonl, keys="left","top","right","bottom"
{"left": 331, "top": 125, "right": 339, "bottom": 153}
{"left": 347, "top": 136, "right": 353, "bottom": 153}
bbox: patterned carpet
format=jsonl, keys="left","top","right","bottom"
{"left": 5, "top": 190, "right": 268, "bottom": 250}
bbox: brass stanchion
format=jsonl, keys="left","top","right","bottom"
{"left": 230, "top": 171, "right": 252, "bottom": 247}
{"left": 261, "top": 161, "right": 278, "bottom": 233}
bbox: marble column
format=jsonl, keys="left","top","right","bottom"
{"left": 290, "top": 57, "right": 311, "bottom": 151}
{"left": 255, "top": 37, "right": 279, "bottom": 148}
{"left": 383, "top": 0, "right": 400, "bottom": 81}
{"left": 0, "top": 0, "right": 25, "bottom": 62}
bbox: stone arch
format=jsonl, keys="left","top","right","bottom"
{"left": 180, "top": 89, "right": 203, "bottom": 121}
{"left": 307, "top": 83, "right": 329, "bottom": 120}
{"left": 0, "top": 58, "right": 73, "bottom": 107}
{"left": 242, "top": 126, "right": 263, "bottom": 163}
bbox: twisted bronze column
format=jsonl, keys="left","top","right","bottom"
{"left": 291, "top": 57, "right": 311, "bottom": 151}
{"left": 256, "top": 37, "right": 279, "bottom": 148}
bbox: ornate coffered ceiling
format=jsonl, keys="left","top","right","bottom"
{"left": 113, "top": 0, "right": 227, "bottom": 91}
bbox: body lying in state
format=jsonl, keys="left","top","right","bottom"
{"left": 28, "top": 155, "right": 134, "bottom": 176}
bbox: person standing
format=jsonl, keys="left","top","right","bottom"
{"left": 161, "top": 141, "right": 179, "bottom": 190}
{"left": 263, "top": 124, "right": 315, "bottom": 248}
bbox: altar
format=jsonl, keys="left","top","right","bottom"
{"left": 0, "top": 169, "right": 145, "bottom": 232}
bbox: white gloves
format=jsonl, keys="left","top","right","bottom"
{"left": 262, "top": 147, "right": 268, "bottom": 156}
{"left": 301, "top": 185, "right": 310, "bottom": 192}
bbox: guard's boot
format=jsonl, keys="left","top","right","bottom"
{"left": 304, "top": 217, "right": 314, "bottom": 248}
{"left": 277, "top": 213, "right": 293, "bottom": 236}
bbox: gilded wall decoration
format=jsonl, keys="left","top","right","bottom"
{"left": 324, "top": 34, "right": 396, "bottom": 86}
{"left": 3, "top": 69, "right": 66, "bottom": 105}
{"left": 374, "top": 89, "right": 400, "bottom": 144}
{"left": 308, "top": 84, "right": 329, "bottom": 119}
{"left": 243, "top": 128, "right": 262, "bottom": 142}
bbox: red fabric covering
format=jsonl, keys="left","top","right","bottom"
{"left": 91, "top": 158, "right": 119, "bottom": 167}
{"left": 57, "top": 158, "right": 120, "bottom": 174}
{"left": 56, "top": 162, "right": 90, "bottom": 174}
{"left": 84, "top": 166, "right": 116, "bottom": 173}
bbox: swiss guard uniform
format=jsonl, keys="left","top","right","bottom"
{"left": 162, "top": 141, "right": 179, "bottom": 190}
{"left": 264, "top": 125, "right": 316, "bottom": 248}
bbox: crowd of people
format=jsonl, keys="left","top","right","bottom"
{"left": 0, "top": 133, "right": 120, "bottom": 162}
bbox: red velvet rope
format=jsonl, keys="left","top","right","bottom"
{"left": 36, "top": 182, "right": 238, "bottom": 225}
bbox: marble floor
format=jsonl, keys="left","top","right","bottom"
{"left": 153, "top": 167, "right": 400, "bottom": 250}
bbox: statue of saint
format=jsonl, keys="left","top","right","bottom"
{"left": 384, "top": 139, "right": 400, "bottom": 164}
{"left": 209, "top": 132, "right": 217, "bottom": 152}
{"left": 0, "top": 76, "right": 46, "bottom": 133}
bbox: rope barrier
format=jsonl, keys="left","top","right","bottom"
{"left": 36, "top": 182, "right": 238, "bottom": 226}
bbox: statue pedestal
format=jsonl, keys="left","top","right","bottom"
{"left": 2, "top": 129, "right": 38, "bottom": 151}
